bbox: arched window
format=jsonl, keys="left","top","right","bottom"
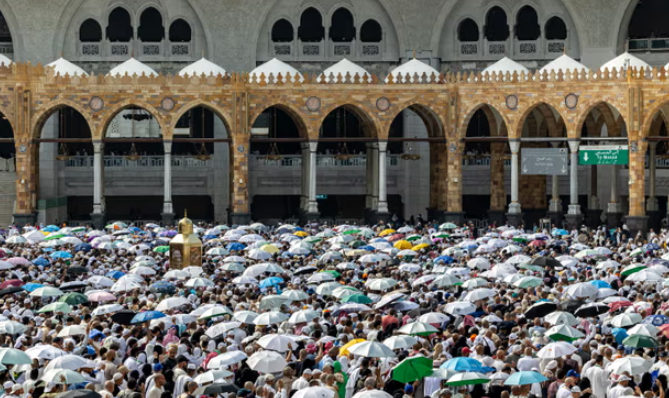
{"left": 0, "top": 11, "right": 12, "bottom": 43}
{"left": 106, "top": 7, "right": 133, "bottom": 42}
{"left": 545, "top": 17, "right": 567, "bottom": 40}
{"left": 515, "top": 6, "right": 540, "bottom": 41}
{"left": 360, "top": 19, "right": 382, "bottom": 42}
{"left": 484, "top": 6, "right": 509, "bottom": 41}
{"left": 138, "top": 7, "right": 164, "bottom": 42}
{"left": 329, "top": 8, "right": 355, "bottom": 42}
{"left": 298, "top": 8, "right": 324, "bottom": 42}
{"left": 169, "top": 19, "right": 191, "bottom": 42}
{"left": 272, "top": 19, "right": 294, "bottom": 42}
{"left": 458, "top": 18, "right": 479, "bottom": 42}
{"left": 628, "top": 0, "right": 669, "bottom": 39}
{"left": 80, "top": 19, "right": 102, "bottom": 42}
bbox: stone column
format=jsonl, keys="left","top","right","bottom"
{"left": 625, "top": 139, "right": 649, "bottom": 235}
{"left": 161, "top": 141, "right": 175, "bottom": 226}
{"left": 586, "top": 165, "right": 602, "bottom": 228}
{"left": 506, "top": 139, "right": 523, "bottom": 227}
{"left": 488, "top": 142, "right": 506, "bottom": 226}
{"left": 300, "top": 143, "right": 309, "bottom": 213}
{"left": 445, "top": 140, "right": 465, "bottom": 224}
{"left": 365, "top": 144, "right": 373, "bottom": 209}
{"left": 565, "top": 140, "right": 583, "bottom": 228}
{"left": 606, "top": 165, "right": 623, "bottom": 227}
{"left": 647, "top": 142, "right": 661, "bottom": 232}
{"left": 13, "top": 142, "right": 37, "bottom": 227}
{"left": 91, "top": 141, "right": 106, "bottom": 229}
{"left": 376, "top": 141, "right": 389, "bottom": 222}
{"left": 229, "top": 135, "right": 251, "bottom": 225}
{"left": 547, "top": 142, "right": 563, "bottom": 226}
{"left": 305, "top": 141, "right": 319, "bottom": 218}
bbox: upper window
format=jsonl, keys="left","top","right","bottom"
{"left": 106, "top": 7, "right": 133, "bottom": 42}
{"left": 628, "top": 0, "right": 669, "bottom": 39}
{"left": 169, "top": 19, "right": 191, "bottom": 42}
{"left": 360, "top": 19, "right": 382, "bottom": 42}
{"left": 271, "top": 19, "right": 294, "bottom": 42}
{"left": 137, "top": 7, "right": 164, "bottom": 42}
{"left": 484, "top": 7, "right": 509, "bottom": 42}
{"left": 298, "top": 8, "right": 324, "bottom": 42}
{"left": 515, "top": 6, "right": 540, "bottom": 41}
{"left": 545, "top": 17, "right": 567, "bottom": 40}
{"left": 458, "top": 18, "right": 479, "bottom": 42}
{"left": 80, "top": 19, "right": 102, "bottom": 42}
{"left": 329, "top": 8, "right": 355, "bottom": 42}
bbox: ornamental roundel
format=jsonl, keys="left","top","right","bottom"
{"left": 376, "top": 97, "right": 391, "bottom": 112}
{"left": 89, "top": 96, "right": 104, "bottom": 112}
{"left": 449, "top": 143, "right": 457, "bottom": 153}
{"left": 505, "top": 95, "right": 518, "bottom": 110}
{"left": 306, "top": 96, "right": 321, "bottom": 112}
{"left": 161, "top": 97, "right": 176, "bottom": 112}
{"left": 565, "top": 93, "right": 579, "bottom": 109}
{"left": 237, "top": 145, "right": 245, "bottom": 153}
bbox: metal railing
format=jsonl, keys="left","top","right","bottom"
{"left": 63, "top": 156, "right": 210, "bottom": 168}
{"left": 629, "top": 38, "right": 669, "bottom": 52}
{"left": 252, "top": 154, "right": 400, "bottom": 167}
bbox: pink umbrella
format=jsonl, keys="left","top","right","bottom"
{"left": 7, "top": 257, "right": 30, "bottom": 266}
{"left": 87, "top": 292, "right": 117, "bottom": 302}
{"left": 528, "top": 240, "right": 545, "bottom": 247}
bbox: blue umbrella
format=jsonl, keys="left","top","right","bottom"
{"left": 463, "top": 244, "right": 478, "bottom": 250}
{"left": 440, "top": 357, "right": 483, "bottom": 371}
{"left": 550, "top": 240, "right": 567, "bottom": 247}
{"left": 611, "top": 328, "right": 628, "bottom": 345}
{"left": 74, "top": 243, "right": 92, "bottom": 252}
{"left": 32, "top": 257, "right": 49, "bottom": 266}
{"left": 50, "top": 251, "right": 73, "bottom": 259}
{"left": 150, "top": 281, "right": 176, "bottom": 294}
{"left": 22, "top": 283, "right": 44, "bottom": 292}
{"left": 202, "top": 235, "right": 217, "bottom": 241}
{"left": 644, "top": 315, "right": 669, "bottom": 326}
{"left": 359, "top": 245, "right": 376, "bottom": 252}
{"left": 434, "top": 256, "right": 454, "bottom": 264}
{"left": 645, "top": 243, "right": 661, "bottom": 252}
{"left": 259, "top": 277, "right": 284, "bottom": 289}
{"left": 106, "top": 270, "right": 125, "bottom": 280}
{"left": 553, "top": 229, "right": 569, "bottom": 236}
{"left": 128, "top": 227, "right": 141, "bottom": 233}
{"left": 590, "top": 280, "right": 611, "bottom": 289}
{"left": 88, "top": 330, "right": 105, "bottom": 340}
{"left": 43, "top": 225, "right": 59, "bottom": 232}
{"left": 131, "top": 311, "right": 166, "bottom": 324}
{"left": 294, "top": 227, "right": 305, "bottom": 232}
{"left": 504, "top": 371, "right": 548, "bottom": 386}
{"left": 226, "top": 243, "right": 245, "bottom": 251}
{"left": 41, "top": 248, "right": 54, "bottom": 252}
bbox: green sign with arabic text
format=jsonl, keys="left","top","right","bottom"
{"left": 578, "top": 145, "right": 629, "bottom": 165}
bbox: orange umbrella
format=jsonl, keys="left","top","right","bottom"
{"left": 339, "top": 338, "right": 366, "bottom": 356}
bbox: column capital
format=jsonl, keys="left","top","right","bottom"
{"left": 649, "top": 141, "right": 659, "bottom": 149}
{"left": 378, "top": 141, "right": 388, "bottom": 152}
{"left": 93, "top": 141, "right": 103, "bottom": 152}
{"left": 163, "top": 140, "right": 172, "bottom": 153}
{"left": 508, "top": 139, "right": 520, "bottom": 153}
{"left": 567, "top": 139, "right": 580, "bottom": 153}
{"left": 308, "top": 141, "right": 318, "bottom": 152}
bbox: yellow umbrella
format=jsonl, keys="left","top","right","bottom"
{"left": 294, "top": 231, "right": 308, "bottom": 237}
{"left": 412, "top": 243, "right": 430, "bottom": 251}
{"left": 260, "top": 244, "right": 280, "bottom": 254}
{"left": 379, "top": 229, "right": 396, "bottom": 237}
{"left": 345, "top": 249, "right": 368, "bottom": 257}
{"left": 339, "top": 338, "right": 366, "bottom": 356}
{"left": 393, "top": 240, "right": 412, "bottom": 250}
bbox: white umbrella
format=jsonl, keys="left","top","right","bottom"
{"left": 185, "top": 278, "right": 215, "bottom": 288}
{"left": 247, "top": 350, "right": 287, "bottom": 373}
{"left": 293, "top": 388, "right": 335, "bottom": 398}
{"left": 57, "top": 325, "right": 87, "bottom": 337}
{"left": 544, "top": 311, "right": 579, "bottom": 326}
{"left": 92, "top": 304, "right": 124, "bottom": 316}
{"left": 281, "top": 290, "right": 310, "bottom": 301}
{"left": 627, "top": 324, "right": 660, "bottom": 337}
{"left": 610, "top": 313, "right": 642, "bottom": 328}
{"left": 397, "top": 322, "right": 439, "bottom": 336}
{"left": 289, "top": 310, "right": 321, "bottom": 324}
{"left": 163, "top": 270, "right": 190, "bottom": 280}
{"left": 233, "top": 311, "right": 259, "bottom": 323}
{"left": 88, "top": 276, "right": 114, "bottom": 288}
{"left": 536, "top": 342, "right": 578, "bottom": 359}
{"left": 26, "top": 344, "right": 66, "bottom": 360}
{"left": 205, "top": 321, "right": 242, "bottom": 339}
{"left": 627, "top": 270, "right": 663, "bottom": 282}
{"left": 308, "top": 273, "right": 335, "bottom": 283}
{"left": 464, "top": 288, "right": 496, "bottom": 302}
{"left": 111, "top": 279, "right": 143, "bottom": 292}
{"left": 444, "top": 301, "right": 476, "bottom": 316}
{"left": 348, "top": 341, "right": 397, "bottom": 358}
{"left": 253, "top": 311, "right": 290, "bottom": 326}
{"left": 461, "top": 278, "right": 489, "bottom": 289}
{"left": 432, "top": 274, "right": 463, "bottom": 288}
{"left": 352, "top": 390, "right": 393, "bottom": 398}
{"left": 40, "top": 368, "right": 86, "bottom": 384}
{"left": 193, "top": 369, "right": 234, "bottom": 384}
{"left": 257, "top": 334, "right": 296, "bottom": 352}
{"left": 248, "top": 249, "right": 273, "bottom": 261}
{"left": 467, "top": 257, "right": 491, "bottom": 270}
{"left": 609, "top": 357, "right": 652, "bottom": 375}
{"left": 365, "top": 278, "right": 398, "bottom": 291}
{"left": 207, "top": 351, "right": 248, "bottom": 369}
{"left": 44, "top": 355, "right": 96, "bottom": 372}
{"left": 197, "top": 305, "right": 234, "bottom": 320}
{"left": 418, "top": 312, "right": 449, "bottom": 324}
{"left": 565, "top": 282, "right": 598, "bottom": 299}
{"left": 232, "top": 276, "right": 258, "bottom": 285}
{"left": 382, "top": 335, "right": 418, "bottom": 350}
{"left": 0, "top": 321, "right": 27, "bottom": 335}
{"left": 30, "top": 287, "right": 64, "bottom": 298}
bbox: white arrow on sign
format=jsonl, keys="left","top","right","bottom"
{"left": 583, "top": 152, "right": 589, "bottom": 162}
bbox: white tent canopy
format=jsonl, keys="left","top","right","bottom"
{"left": 319, "top": 59, "right": 371, "bottom": 82}
{"left": 600, "top": 52, "right": 650, "bottom": 71}
{"left": 46, "top": 58, "right": 88, "bottom": 77}
{"left": 179, "top": 58, "right": 226, "bottom": 77}
{"left": 250, "top": 58, "right": 303, "bottom": 82}
{"left": 0, "top": 54, "right": 12, "bottom": 67}
{"left": 540, "top": 55, "right": 589, "bottom": 74}
{"left": 107, "top": 58, "right": 158, "bottom": 77}
{"left": 386, "top": 59, "right": 439, "bottom": 83}
{"left": 483, "top": 57, "right": 529, "bottom": 75}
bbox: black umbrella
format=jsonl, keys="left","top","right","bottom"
{"left": 574, "top": 302, "right": 609, "bottom": 318}
{"left": 57, "top": 390, "right": 102, "bottom": 398}
{"left": 67, "top": 266, "right": 88, "bottom": 275}
{"left": 524, "top": 301, "right": 558, "bottom": 319}
{"left": 530, "top": 256, "right": 562, "bottom": 268}
{"left": 111, "top": 309, "right": 137, "bottom": 325}
{"left": 193, "top": 383, "right": 240, "bottom": 397}
{"left": 60, "top": 281, "right": 89, "bottom": 291}
{"left": 293, "top": 266, "right": 317, "bottom": 275}
{"left": 0, "top": 286, "right": 22, "bottom": 296}
{"left": 560, "top": 299, "right": 584, "bottom": 313}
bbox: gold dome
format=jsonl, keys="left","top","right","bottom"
{"left": 178, "top": 210, "right": 193, "bottom": 235}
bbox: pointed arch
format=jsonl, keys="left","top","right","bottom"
{"left": 138, "top": 7, "right": 165, "bottom": 42}
{"left": 106, "top": 7, "right": 133, "bottom": 42}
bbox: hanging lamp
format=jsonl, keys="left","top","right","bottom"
{"left": 265, "top": 108, "right": 282, "bottom": 161}
{"left": 195, "top": 108, "right": 212, "bottom": 161}
{"left": 124, "top": 108, "right": 141, "bottom": 161}
{"left": 335, "top": 109, "right": 352, "bottom": 161}
{"left": 55, "top": 109, "right": 72, "bottom": 161}
{"left": 401, "top": 136, "right": 421, "bottom": 161}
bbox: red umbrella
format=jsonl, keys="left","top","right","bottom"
{"left": 0, "top": 279, "right": 24, "bottom": 289}
{"left": 608, "top": 301, "right": 633, "bottom": 313}
{"left": 387, "top": 234, "right": 405, "bottom": 242}
{"left": 529, "top": 240, "right": 545, "bottom": 247}
{"left": 659, "top": 324, "right": 669, "bottom": 337}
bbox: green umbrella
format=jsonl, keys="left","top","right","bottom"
{"left": 304, "top": 237, "right": 323, "bottom": 244}
{"left": 322, "top": 270, "right": 341, "bottom": 278}
{"left": 342, "top": 229, "right": 361, "bottom": 235}
{"left": 445, "top": 372, "right": 491, "bottom": 387}
{"left": 0, "top": 348, "right": 31, "bottom": 365}
{"left": 45, "top": 234, "right": 65, "bottom": 241}
{"left": 440, "top": 223, "right": 457, "bottom": 230}
{"left": 349, "top": 240, "right": 366, "bottom": 248}
{"left": 340, "top": 294, "right": 373, "bottom": 304}
{"left": 58, "top": 292, "right": 89, "bottom": 306}
{"left": 621, "top": 264, "right": 646, "bottom": 276}
{"left": 519, "top": 263, "right": 544, "bottom": 272}
{"left": 153, "top": 246, "right": 169, "bottom": 253}
{"left": 546, "top": 324, "right": 585, "bottom": 342}
{"left": 512, "top": 237, "right": 528, "bottom": 243}
{"left": 70, "top": 227, "right": 86, "bottom": 233}
{"left": 405, "top": 235, "right": 422, "bottom": 242}
{"left": 433, "top": 233, "right": 450, "bottom": 239}
{"left": 513, "top": 276, "right": 544, "bottom": 289}
{"left": 37, "top": 302, "right": 72, "bottom": 314}
{"left": 391, "top": 356, "right": 434, "bottom": 383}
{"left": 622, "top": 334, "right": 659, "bottom": 348}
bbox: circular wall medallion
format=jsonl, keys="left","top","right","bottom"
{"left": 161, "top": 97, "right": 175, "bottom": 111}
{"left": 89, "top": 96, "right": 104, "bottom": 112}
{"left": 18, "top": 145, "right": 26, "bottom": 153}
{"left": 631, "top": 141, "right": 638, "bottom": 153}
{"left": 565, "top": 93, "right": 579, "bottom": 109}
{"left": 237, "top": 145, "right": 245, "bottom": 153}
{"left": 305, "top": 96, "right": 321, "bottom": 112}
{"left": 376, "top": 97, "right": 391, "bottom": 112}
{"left": 505, "top": 95, "right": 518, "bottom": 110}
{"left": 449, "top": 143, "right": 457, "bottom": 153}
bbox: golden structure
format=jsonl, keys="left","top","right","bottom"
{"left": 169, "top": 211, "right": 202, "bottom": 269}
